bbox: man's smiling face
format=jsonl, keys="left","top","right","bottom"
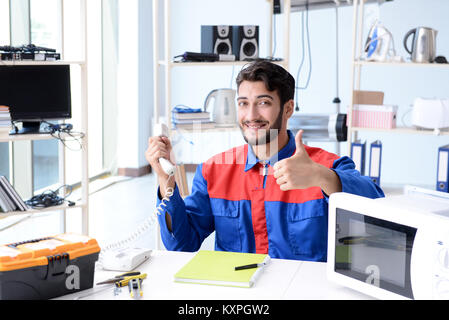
{"left": 237, "top": 80, "right": 284, "bottom": 146}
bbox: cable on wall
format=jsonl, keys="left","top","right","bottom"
{"left": 295, "top": 0, "right": 312, "bottom": 111}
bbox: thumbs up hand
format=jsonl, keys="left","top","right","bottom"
{"left": 273, "top": 130, "right": 342, "bottom": 194}
{"left": 273, "top": 130, "right": 317, "bottom": 191}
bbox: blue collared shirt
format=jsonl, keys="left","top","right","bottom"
{"left": 245, "top": 130, "right": 297, "bottom": 172}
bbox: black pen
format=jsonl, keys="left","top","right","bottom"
{"left": 234, "top": 263, "right": 266, "bottom": 271}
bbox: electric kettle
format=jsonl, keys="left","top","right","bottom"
{"left": 203, "top": 88, "right": 237, "bottom": 126}
{"left": 403, "top": 27, "right": 438, "bottom": 63}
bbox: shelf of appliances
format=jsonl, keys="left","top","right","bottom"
{"left": 352, "top": 127, "right": 449, "bottom": 136}
{"left": 347, "top": 0, "right": 449, "bottom": 157}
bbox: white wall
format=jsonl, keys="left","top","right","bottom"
{"left": 167, "top": 0, "right": 449, "bottom": 188}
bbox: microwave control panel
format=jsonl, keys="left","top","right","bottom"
{"left": 433, "top": 236, "right": 449, "bottom": 299}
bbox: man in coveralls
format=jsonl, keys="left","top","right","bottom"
{"left": 146, "top": 61, "right": 384, "bottom": 261}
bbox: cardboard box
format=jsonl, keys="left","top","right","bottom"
{"left": 353, "top": 90, "right": 384, "bottom": 105}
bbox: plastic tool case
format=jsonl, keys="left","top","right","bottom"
{"left": 0, "top": 234, "right": 100, "bottom": 300}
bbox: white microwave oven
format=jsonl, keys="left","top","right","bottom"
{"left": 327, "top": 186, "right": 449, "bottom": 300}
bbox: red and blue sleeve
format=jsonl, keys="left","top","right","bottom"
{"left": 156, "top": 164, "right": 214, "bottom": 251}
{"left": 329, "top": 156, "right": 385, "bottom": 200}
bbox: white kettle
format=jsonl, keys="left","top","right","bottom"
{"left": 203, "top": 88, "right": 237, "bottom": 126}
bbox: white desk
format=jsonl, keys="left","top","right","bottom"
{"left": 283, "top": 261, "right": 373, "bottom": 300}
{"left": 58, "top": 250, "right": 372, "bottom": 300}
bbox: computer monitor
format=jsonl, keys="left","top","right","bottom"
{"left": 0, "top": 64, "right": 71, "bottom": 134}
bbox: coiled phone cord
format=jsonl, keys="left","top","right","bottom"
{"left": 96, "top": 175, "right": 175, "bottom": 269}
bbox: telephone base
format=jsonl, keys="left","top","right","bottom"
{"left": 101, "top": 247, "right": 152, "bottom": 272}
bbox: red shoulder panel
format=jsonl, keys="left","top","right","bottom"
{"left": 203, "top": 145, "right": 251, "bottom": 201}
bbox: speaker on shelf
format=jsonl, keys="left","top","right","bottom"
{"left": 232, "top": 25, "right": 259, "bottom": 61}
{"left": 201, "top": 25, "right": 233, "bottom": 55}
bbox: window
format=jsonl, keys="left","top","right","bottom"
{"left": 0, "top": 0, "right": 9, "bottom": 180}
{"left": 29, "top": 0, "right": 62, "bottom": 191}
{"left": 0, "top": 0, "right": 9, "bottom": 42}
{"left": 30, "top": 0, "right": 62, "bottom": 52}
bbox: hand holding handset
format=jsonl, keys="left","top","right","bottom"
{"left": 153, "top": 123, "right": 175, "bottom": 176}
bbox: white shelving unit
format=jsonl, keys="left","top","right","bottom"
{"left": 0, "top": 0, "right": 90, "bottom": 235}
{"left": 152, "top": 0, "right": 291, "bottom": 136}
{"left": 347, "top": 1, "right": 449, "bottom": 170}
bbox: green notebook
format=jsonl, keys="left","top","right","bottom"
{"left": 174, "top": 250, "right": 270, "bottom": 288}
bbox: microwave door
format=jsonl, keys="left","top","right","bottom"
{"left": 335, "top": 208, "right": 417, "bottom": 299}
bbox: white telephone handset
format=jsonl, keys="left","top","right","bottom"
{"left": 153, "top": 123, "right": 175, "bottom": 176}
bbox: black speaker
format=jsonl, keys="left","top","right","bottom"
{"left": 201, "top": 25, "right": 233, "bottom": 55}
{"left": 232, "top": 25, "right": 259, "bottom": 61}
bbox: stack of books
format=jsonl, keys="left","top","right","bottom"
{"left": 0, "top": 106, "right": 12, "bottom": 134}
{"left": 0, "top": 176, "right": 28, "bottom": 213}
{"left": 171, "top": 106, "right": 215, "bottom": 130}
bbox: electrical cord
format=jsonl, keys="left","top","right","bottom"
{"left": 10, "top": 120, "right": 85, "bottom": 151}
{"left": 25, "top": 185, "right": 75, "bottom": 209}
{"left": 96, "top": 174, "right": 175, "bottom": 269}
{"left": 265, "top": 12, "right": 278, "bottom": 60}
{"left": 295, "top": 0, "right": 312, "bottom": 111}
{"left": 272, "top": 13, "right": 277, "bottom": 58}
{"left": 43, "top": 121, "right": 85, "bottom": 151}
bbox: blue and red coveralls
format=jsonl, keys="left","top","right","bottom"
{"left": 156, "top": 130, "right": 384, "bottom": 261}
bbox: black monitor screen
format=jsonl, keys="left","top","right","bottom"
{"left": 0, "top": 64, "right": 71, "bottom": 121}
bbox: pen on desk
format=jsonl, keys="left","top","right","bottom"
{"left": 234, "top": 263, "right": 266, "bottom": 271}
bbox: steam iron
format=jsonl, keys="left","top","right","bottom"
{"left": 365, "top": 21, "right": 395, "bottom": 62}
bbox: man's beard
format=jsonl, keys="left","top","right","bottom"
{"left": 240, "top": 110, "right": 283, "bottom": 146}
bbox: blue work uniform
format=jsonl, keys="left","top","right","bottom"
{"left": 156, "top": 130, "right": 384, "bottom": 261}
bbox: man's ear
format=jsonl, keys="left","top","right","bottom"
{"left": 283, "top": 99, "right": 294, "bottom": 119}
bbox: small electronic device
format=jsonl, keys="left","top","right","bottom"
{"left": 101, "top": 247, "right": 152, "bottom": 272}
{"left": 232, "top": 25, "right": 259, "bottom": 61}
{"left": 0, "top": 44, "right": 61, "bottom": 61}
{"left": 288, "top": 113, "right": 347, "bottom": 142}
{"left": 201, "top": 25, "right": 233, "bottom": 55}
{"left": 0, "top": 64, "right": 71, "bottom": 134}
{"left": 412, "top": 97, "right": 449, "bottom": 131}
{"left": 174, "top": 51, "right": 235, "bottom": 62}
{"left": 153, "top": 123, "right": 175, "bottom": 176}
{"left": 327, "top": 187, "right": 449, "bottom": 300}
{"left": 365, "top": 21, "right": 395, "bottom": 62}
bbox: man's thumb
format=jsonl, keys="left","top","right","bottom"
{"left": 295, "top": 130, "right": 305, "bottom": 154}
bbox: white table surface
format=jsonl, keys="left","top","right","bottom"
{"left": 283, "top": 261, "right": 373, "bottom": 300}
{"left": 58, "top": 250, "right": 372, "bottom": 300}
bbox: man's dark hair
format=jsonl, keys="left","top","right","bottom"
{"left": 235, "top": 60, "right": 295, "bottom": 107}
